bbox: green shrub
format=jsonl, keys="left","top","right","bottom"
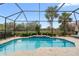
{"left": 15, "top": 31, "right": 57, "bottom": 37}
{"left": 41, "top": 32, "right": 48, "bottom": 35}
{"left": 21, "top": 33, "right": 29, "bottom": 37}
{"left": 15, "top": 32, "right": 23, "bottom": 36}
{"left": 31, "top": 32, "right": 37, "bottom": 35}
{"left": 47, "top": 33, "right": 53, "bottom": 36}
{"left": 15, "top": 32, "right": 37, "bottom": 37}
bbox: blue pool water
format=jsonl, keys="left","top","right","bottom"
{"left": 0, "top": 36, "right": 75, "bottom": 55}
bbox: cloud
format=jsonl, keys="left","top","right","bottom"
{"left": 57, "top": 3, "right": 70, "bottom": 8}
{"left": 58, "top": 3, "right": 79, "bottom": 8}
{"left": 65, "top": 3, "right": 79, "bottom": 6}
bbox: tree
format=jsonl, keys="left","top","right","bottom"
{"left": 35, "top": 23, "right": 41, "bottom": 34}
{"left": 16, "top": 23, "right": 25, "bottom": 31}
{"left": 25, "top": 21, "right": 41, "bottom": 33}
{"left": 45, "top": 6, "right": 58, "bottom": 33}
{"left": 0, "top": 24, "right": 4, "bottom": 31}
{"left": 6, "top": 22, "right": 14, "bottom": 31}
{"left": 59, "top": 12, "right": 72, "bottom": 35}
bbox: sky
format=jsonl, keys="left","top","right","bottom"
{"left": 0, "top": 3, "right": 79, "bottom": 28}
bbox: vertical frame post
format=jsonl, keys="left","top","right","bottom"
{"left": 14, "top": 20, "right": 16, "bottom": 36}
{"left": 4, "top": 18, "right": 6, "bottom": 39}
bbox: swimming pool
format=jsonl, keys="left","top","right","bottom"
{"left": 0, "top": 36, "right": 75, "bottom": 55}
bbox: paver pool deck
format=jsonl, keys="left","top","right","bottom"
{"left": 0, "top": 36, "right": 79, "bottom": 56}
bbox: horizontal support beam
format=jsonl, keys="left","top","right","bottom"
{"left": 14, "top": 20, "right": 78, "bottom": 22}
{"left": 23, "top": 10, "right": 73, "bottom": 12}
{"left": 0, "top": 15, "right": 14, "bottom": 21}
{"left": 0, "top": 3, "right": 5, "bottom": 5}
{"left": 73, "top": 8, "right": 79, "bottom": 12}
{"left": 75, "top": 12, "right": 79, "bottom": 14}
{"left": 6, "top": 11, "right": 23, "bottom": 18}
{"left": 0, "top": 15, "right": 5, "bottom": 18}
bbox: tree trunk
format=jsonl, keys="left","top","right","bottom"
{"left": 50, "top": 23, "right": 52, "bottom": 33}
{"left": 64, "top": 21, "right": 67, "bottom": 36}
{"left": 51, "top": 17, "right": 53, "bottom": 35}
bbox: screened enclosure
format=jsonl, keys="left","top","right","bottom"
{"left": 0, "top": 3, "right": 79, "bottom": 39}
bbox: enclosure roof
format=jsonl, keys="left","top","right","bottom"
{"left": 0, "top": 3, "right": 79, "bottom": 22}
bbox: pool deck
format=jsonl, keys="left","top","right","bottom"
{"left": 0, "top": 35, "right": 79, "bottom": 56}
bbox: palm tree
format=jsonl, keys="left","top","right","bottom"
{"left": 45, "top": 6, "right": 58, "bottom": 34}
{"left": 59, "top": 12, "right": 72, "bottom": 35}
